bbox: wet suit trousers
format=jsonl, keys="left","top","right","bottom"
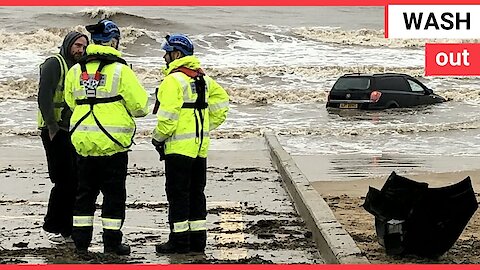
{"left": 164, "top": 154, "right": 207, "bottom": 251}
{"left": 72, "top": 152, "right": 128, "bottom": 250}
{"left": 40, "top": 129, "right": 78, "bottom": 237}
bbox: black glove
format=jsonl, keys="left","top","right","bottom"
{"left": 152, "top": 139, "right": 166, "bottom": 161}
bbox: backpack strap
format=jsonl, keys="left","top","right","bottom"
{"left": 172, "top": 67, "right": 208, "bottom": 150}
{"left": 70, "top": 58, "right": 133, "bottom": 149}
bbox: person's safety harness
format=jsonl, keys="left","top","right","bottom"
{"left": 70, "top": 54, "right": 134, "bottom": 149}
{"left": 174, "top": 67, "right": 208, "bottom": 151}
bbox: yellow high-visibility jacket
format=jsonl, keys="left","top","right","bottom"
{"left": 153, "top": 55, "right": 229, "bottom": 158}
{"left": 65, "top": 44, "right": 149, "bottom": 157}
{"left": 37, "top": 54, "right": 68, "bottom": 129}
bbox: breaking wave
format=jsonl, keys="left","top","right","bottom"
{"left": 275, "top": 119, "right": 480, "bottom": 137}
{"left": 0, "top": 77, "right": 329, "bottom": 104}
{"left": 4, "top": 117, "right": 480, "bottom": 140}
{"left": 0, "top": 126, "right": 266, "bottom": 139}
{"left": 5, "top": 24, "right": 476, "bottom": 55}
{"left": 0, "top": 27, "right": 82, "bottom": 52}
{"left": 204, "top": 66, "right": 426, "bottom": 79}
{"left": 3, "top": 68, "right": 480, "bottom": 104}
{"left": 0, "top": 78, "right": 38, "bottom": 100}
{"left": 293, "top": 27, "right": 480, "bottom": 48}
{"left": 80, "top": 8, "right": 142, "bottom": 20}
{"left": 227, "top": 87, "right": 327, "bottom": 104}
{"left": 33, "top": 7, "right": 176, "bottom": 31}
{"left": 0, "top": 25, "right": 157, "bottom": 52}
{"left": 441, "top": 88, "right": 480, "bottom": 102}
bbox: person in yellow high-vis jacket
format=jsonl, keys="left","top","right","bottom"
{"left": 152, "top": 33, "right": 229, "bottom": 254}
{"left": 37, "top": 31, "right": 88, "bottom": 245}
{"left": 64, "top": 20, "right": 149, "bottom": 256}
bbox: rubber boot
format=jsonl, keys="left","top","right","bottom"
{"left": 155, "top": 232, "right": 190, "bottom": 254}
{"left": 72, "top": 226, "right": 92, "bottom": 255}
{"left": 74, "top": 247, "right": 89, "bottom": 256}
{"left": 190, "top": 230, "right": 207, "bottom": 253}
{"left": 104, "top": 243, "right": 131, "bottom": 255}
{"left": 103, "top": 229, "right": 130, "bottom": 255}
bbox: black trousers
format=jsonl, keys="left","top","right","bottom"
{"left": 164, "top": 154, "right": 207, "bottom": 249}
{"left": 40, "top": 129, "right": 77, "bottom": 237}
{"left": 72, "top": 151, "right": 128, "bottom": 249}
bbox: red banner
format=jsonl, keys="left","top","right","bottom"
{"left": 425, "top": 43, "right": 480, "bottom": 76}
{"left": 2, "top": 266, "right": 480, "bottom": 270}
{"left": 0, "top": 0, "right": 479, "bottom": 5}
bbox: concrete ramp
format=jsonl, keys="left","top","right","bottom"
{"left": 264, "top": 132, "right": 369, "bottom": 264}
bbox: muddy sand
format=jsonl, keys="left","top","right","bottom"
{"left": 0, "top": 138, "right": 322, "bottom": 264}
{"left": 310, "top": 167, "right": 480, "bottom": 264}
{"left": 3, "top": 135, "right": 478, "bottom": 264}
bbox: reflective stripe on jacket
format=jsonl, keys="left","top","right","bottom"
{"left": 65, "top": 44, "right": 149, "bottom": 157}
{"left": 37, "top": 54, "right": 68, "bottom": 128}
{"left": 152, "top": 55, "right": 229, "bottom": 158}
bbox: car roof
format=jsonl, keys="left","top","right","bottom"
{"left": 341, "top": 73, "right": 413, "bottom": 78}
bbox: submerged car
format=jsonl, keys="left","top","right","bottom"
{"left": 326, "top": 73, "right": 446, "bottom": 110}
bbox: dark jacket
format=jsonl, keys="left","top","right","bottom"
{"left": 38, "top": 31, "right": 88, "bottom": 133}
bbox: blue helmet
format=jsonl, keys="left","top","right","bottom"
{"left": 161, "top": 34, "right": 194, "bottom": 56}
{"left": 86, "top": 19, "right": 120, "bottom": 43}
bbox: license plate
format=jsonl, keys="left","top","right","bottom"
{"left": 339, "top": 103, "right": 358, "bottom": 109}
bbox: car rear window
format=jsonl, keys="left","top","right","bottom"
{"left": 332, "top": 77, "right": 370, "bottom": 90}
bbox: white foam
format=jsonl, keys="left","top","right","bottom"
{"left": 293, "top": 27, "right": 480, "bottom": 49}
{"left": 79, "top": 7, "right": 123, "bottom": 19}
{"left": 198, "top": 34, "right": 424, "bottom": 68}
{"left": 0, "top": 51, "right": 43, "bottom": 79}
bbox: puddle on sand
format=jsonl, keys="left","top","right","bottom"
{"left": 0, "top": 157, "right": 324, "bottom": 264}
{"left": 293, "top": 154, "right": 480, "bottom": 181}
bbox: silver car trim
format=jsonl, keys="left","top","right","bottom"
{"left": 329, "top": 100, "right": 372, "bottom": 104}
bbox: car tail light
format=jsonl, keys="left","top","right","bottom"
{"left": 370, "top": 91, "right": 382, "bottom": 103}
